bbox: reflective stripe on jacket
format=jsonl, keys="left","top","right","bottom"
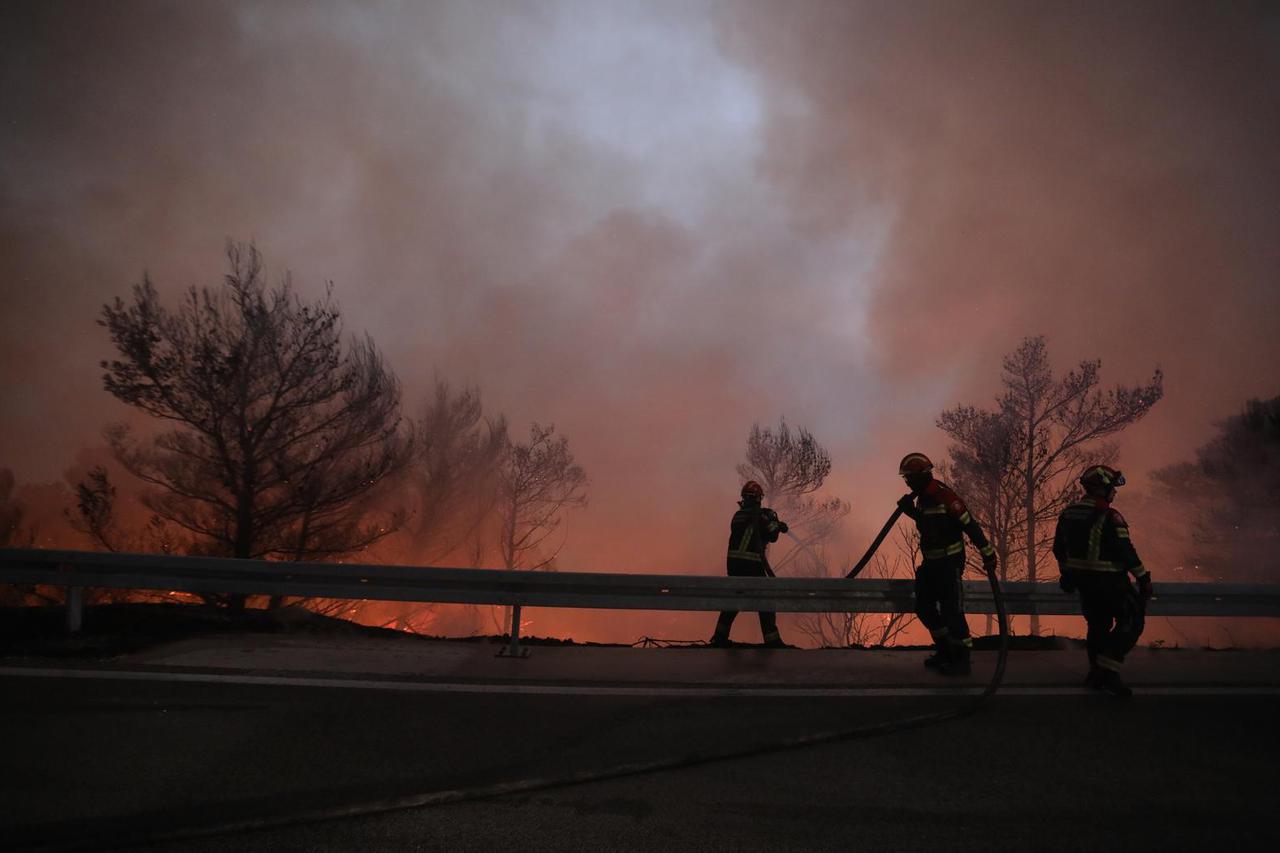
{"left": 903, "top": 480, "right": 993, "bottom": 562}
{"left": 1052, "top": 498, "right": 1147, "bottom": 579}
{"left": 727, "top": 504, "right": 784, "bottom": 562}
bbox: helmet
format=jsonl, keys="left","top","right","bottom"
{"left": 898, "top": 453, "right": 934, "bottom": 476}
{"left": 740, "top": 480, "right": 764, "bottom": 499}
{"left": 1080, "top": 465, "right": 1125, "bottom": 490}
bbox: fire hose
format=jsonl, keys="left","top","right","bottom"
{"left": 841, "top": 502, "right": 1009, "bottom": 707}
{"left": 26, "top": 508, "right": 1010, "bottom": 852}
{"left": 845, "top": 506, "right": 905, "bottom": 579}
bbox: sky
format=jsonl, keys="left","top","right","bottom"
{"left": 3, "top": 0, "right": 1279, "bottom": 596}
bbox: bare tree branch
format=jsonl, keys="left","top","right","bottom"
{"left": 496, "top": 423, "right": 588, "bottom": 571}
{"left": 939, "top": 334, "right": 1162, "bottom": 633}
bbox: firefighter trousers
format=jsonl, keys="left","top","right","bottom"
{"left": 1075, "top": 571, "right": 1145, "bottom": 668}
{"left": 712, "top": 556, "right": 780, "bottom": 642}
{"left": 914, "top": 555, "right": 969, "bottom": 645}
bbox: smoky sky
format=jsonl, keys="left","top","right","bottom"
{"left": 2, "top": 0, "right": 1278, "bottom": 573}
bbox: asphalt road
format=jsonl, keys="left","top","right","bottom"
{"left": 3, "top": 675, "right": 1277, "bottom": 852}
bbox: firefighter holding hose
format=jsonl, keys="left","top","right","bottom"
{"left": 709, "top": 480, "right": 789, "bottom": 648}
{"left": 898, "top": 452, "right": 997, "bottom": 676}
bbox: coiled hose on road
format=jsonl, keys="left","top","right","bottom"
{"left": 30, "top": 518, "right": 1010, "bottom": 852}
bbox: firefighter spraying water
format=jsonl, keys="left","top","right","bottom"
{"left": 709, "top": 480, "right": 790, "bottom": 648}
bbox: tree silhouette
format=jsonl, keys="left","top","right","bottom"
{"left": 0, "top": 468, "right": 45, "bottom": 605}
{"left": 1152, "top": 394, "right": 1280, "bottom": 581}
{"left": 407, "top": 378, "right": 507, "bottom": 564}
{"left": 66, "top": 466, "right": 185, "bottom": 557}
{"left": 98, "top": 242, "right": 410, "bottom": 606}
{"left": 496, "top": 423, "right": 587, "bottom": 571}
{"left": 736, "top": 419, "right": 865, "bottom": 646}
{"left": 736, "top": 418, "right": 849, "bottom": 574}
{"left": 939, "top": 335, "right": 1163, "bottom": 633}
{"left": 0, "top": 468, "right": 28, "bottom": 548}
{"left": 736, "top": 419, "right": 831, "bottom": 500}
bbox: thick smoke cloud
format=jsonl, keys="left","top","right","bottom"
{"left": 718, "top": 0, "right": 1280, "bottom": 480}
{"left": 2, "top": 1, "right": 1278, "bottom": 594}
{"left": 0, "top": 0, "right": 884, "bottom": 573}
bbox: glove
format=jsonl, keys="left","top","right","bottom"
{"left": 777, "top": 522, "right": 789, "bottom": 534}
{"left": 1138, "top": 574, "right": 1153, "bottom": 601}
{"left": 1058, "top": 572, "right": 1077, "bottom": 594}
{"left": 896, "top": 494, "right": 915, "bottom": 513}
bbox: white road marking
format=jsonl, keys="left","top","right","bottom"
{"left": 2, "top": 666, "right": 1277, "bottom": 697}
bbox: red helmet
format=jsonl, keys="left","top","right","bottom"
{"left": 1080, "top": 465, "right": 1125, "bottom": 490}
{"left": 740, "top": 480, "right": 764, "bottom": 499}
{"left": 898, "top": 453, "right": 934, "bottom": 476}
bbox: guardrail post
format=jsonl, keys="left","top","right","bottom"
{"left": 497, "top": 603, "right": 531, "bottom": 658}
{"left": 66, "top": 586, "right": 83, "bottom": 634}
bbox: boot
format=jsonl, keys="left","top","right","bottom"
{"left": 708, "top": 633, "right": 731, "bottom": 648}
{"left": 939, "top": 642, "right": 971, "bottom": 677}
{"left": 923, "top": 640, "right": 949, "bottom": 670}
{"left": 762, "top": 630, "right": 787, "bottom": 649}
{"left": 1084, "top": 665, "right": 1104, "bottom": 690}
{"left": 1099, "top": 668, "right": 1132, "bottom": 698}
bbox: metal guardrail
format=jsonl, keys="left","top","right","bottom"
{"left": 3, "top": 548, "right": 1279, "bottom": 651}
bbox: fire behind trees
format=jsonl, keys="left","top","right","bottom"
{"left": 496, "top": 423, "right": 588, "bottom": 572}
{"left": 4, "top": 243, "right": 1267, "bottom": 640}
{"left": 33, "top": 242, "right": 591, "bottom": 618}
{"left": 94, "top": 243, "right": 410, "bottom": 607}
{"left": 938, "top": 335, "right": 1164, "bottom": 634}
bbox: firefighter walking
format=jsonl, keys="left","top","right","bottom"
{"left": 709, "top": 480, "right": 789, "bottom": 648}
{"left": 1054, "top": 465, "right": 1153, "bottom": 697}
{"left": 898, "top": 453, "right": 997, "bottom": 676}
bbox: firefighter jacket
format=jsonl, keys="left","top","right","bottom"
{"left": 902, "top": 480, "right": 994, "bottom": 563}
{"left": 727, "top": 503, "right": 785, "bottom": 563}
{"left": 1052, "top": 498, "right": 1148, "bottom": 579}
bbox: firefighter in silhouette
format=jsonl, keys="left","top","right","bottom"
{"left": 898, "top": 453, "right": 997, "bottom": 676}
{"left": 1054, "top": 465, "right": 1152, "bottom": 698}
{"left": 709, "top": 480, "right": 789, "bottom": 648}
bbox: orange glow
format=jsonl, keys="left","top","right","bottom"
{"left": 1, "top": 3, "right": 1277, "bottom": 651}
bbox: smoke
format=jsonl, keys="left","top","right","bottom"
{"left": 717, "top": 0, "right": 1280, "bottom": 482}
{"left": 3, "top": 1, "right": 1278, "bottom": 606}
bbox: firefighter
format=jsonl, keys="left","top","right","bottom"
{"left": 1054, "top": 465, "right": 1152, "bottom": 698}
{"left": 897, "top": 452, "right": 997, "bottom": 676}
{"left": 709, "top": 480, "right": 789, "bottom": 648}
